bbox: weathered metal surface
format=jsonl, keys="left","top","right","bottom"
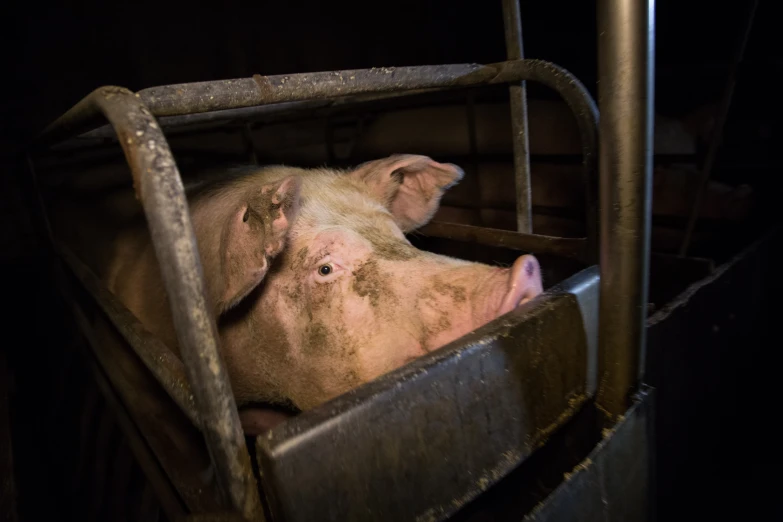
{"left": 596, "top": 0, "right": 655, "bottom": 418}
{"left": 522, "top": 388, "right": 654, "bottom": 522}
{"left": 33, "top": 87, "right": 260, "bottom": 518}
{"left": 76, "top": 89, "right": 447, "bottom": 142}
{"left": 646, "top": 226, "right": 782, "bottom": 521}
{"left": 502, "top": 0, "right": 533, "bottom": 233}
{"left": 418, "top": 221, "right": 588, "bottom": 262}
{"left": 679, "top": 0, "right": 758, "bottom": 256}
{"left": 255, "top": 267, "right": 598, "bottom": 522}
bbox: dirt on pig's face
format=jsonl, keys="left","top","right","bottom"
{"left": 218, "top": 158, "right": 542, "bottom": 412}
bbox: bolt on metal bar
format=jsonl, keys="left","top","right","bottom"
{"left": 34, "top": 86, "right": 263, "bottom": 519}
{"left": 679, "top": 0, "right": 758, "bottom": 257}
{"left": 596, "top": 0, "right": 655, "bottom": 418}
{"left": 502, "top": 0, "right": 533, "bottom": 234}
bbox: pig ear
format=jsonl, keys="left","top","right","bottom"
{"left": 218, "top": 175, "right": 302, "bottom": 314}
{"left": 350, "top": 154, "right": 464, "bottom": 232}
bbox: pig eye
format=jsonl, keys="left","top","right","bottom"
{"left": 318, "top": 264, "right": 333, "bottom": 276}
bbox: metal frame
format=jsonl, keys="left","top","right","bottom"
{"left": 502, "top": 0, "right": 533, "bottom": 234}
{"left": 25, "top": 0, "right": 655, "bottom": 517}
{"left": 596, "top": 0, "right": 655, "bottom": 419}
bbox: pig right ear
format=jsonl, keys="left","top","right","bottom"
{"left": 350, "top": 154, "right": 464, "bottom": 232}
{"left": 217, "top": 175, "right": 302, "bottom": 314}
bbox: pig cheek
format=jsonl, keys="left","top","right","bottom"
{"left": 414, "top": 278, "right": 475, "bottom": 352}
{"left": 290, "top": 280, "right": 366, "bottom": 408}
{"left": 219, "top": 284, "right": 297, "bottom": 405}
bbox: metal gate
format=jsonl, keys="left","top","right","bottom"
{"left": 22, "top": 0, "right": 655, "bottom": 520}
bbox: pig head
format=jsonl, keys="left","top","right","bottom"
{"left": 107, "top": 154, "right": 543, "bottom": 432}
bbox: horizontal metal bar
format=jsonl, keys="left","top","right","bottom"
{"left": 32, "top": 86, "right": 262, "bottom": 519}
{"left": 56, "top": 242, "right": 201, "bottom": 427}
{"left": 76, "top": 88, "right": 448, "bottom": 141}
{"left": 140, "top": 64, "right": 485, "bottom": 117}
{"left": 417, "top": 221, "right": 588, "bottom": 262}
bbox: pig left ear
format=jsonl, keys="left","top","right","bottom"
{"left": 217, "top": 175, "right": 302, "bottom": 314}
{"left": 351, "top": 154, "right": 464, "bottom": 232}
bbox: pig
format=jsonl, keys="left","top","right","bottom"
{"left": 100, "top": 154, "right": 544, "bottom": 432}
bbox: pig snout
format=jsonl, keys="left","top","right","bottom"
{"left": 497, "top": 255, "right": 543, "bottom": 316}
{"left": 419, "top": 254, "right": 544, "bottom": 354}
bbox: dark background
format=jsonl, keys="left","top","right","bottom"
{"left": 0, "top": 1, "right": 780, "bottom": 521}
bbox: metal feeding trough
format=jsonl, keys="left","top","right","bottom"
{"left": 23, "top": 0, "right": 655, "bottom": 520}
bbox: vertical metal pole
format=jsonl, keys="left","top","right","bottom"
{"left": 596, "top": 0, "right": 655, "bottom": 418}
{"left": 679, "top": 0, "right": 758, "bottom": 257}
{"left": 501, "top": 0, "right": 533, "bottom": 233}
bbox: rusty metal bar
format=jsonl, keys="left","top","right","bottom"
{"left": 37, "top": 60, "right": 599, "bottom": 258}
{"left": 596, "top": 0, "right": 655, "bottom": 418}
{"left": 418, "top": 221, "right": 588, "bottom": 262}
{"left": 502, "top": 0, "right": 533, "bottom": 234}
{"left": 679, "top": 0, "right": 758, "bottom": 256}
{"left": 32, "top": 87, "right": 262, "bottom": 519}
{"left": 74, "top": 88, "right": 448, "bottom": 142}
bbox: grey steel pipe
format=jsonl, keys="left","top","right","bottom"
{"left": 596, "top": 0, "right": 655, "bottom": 418}
{"left": 501, "top": 0, "right": 533, "bottom": 234}
{"left": 34, "top": 86, "right": 263, "bottom": 519}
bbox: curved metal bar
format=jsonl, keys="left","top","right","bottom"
{"left": 38, "top": 86, "right": 262, "bottom": 519}
{"left": 37, "top": 59, "right": 600, "bottom": 261}
{"left": 137, "top": 61, "right": 599, "bottom": 241}
{"left": 489, "top": 61, "right": 600, "bottom": 262}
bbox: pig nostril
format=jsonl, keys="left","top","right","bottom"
{"left": 525, "top": 260, "right": 534, "bottom": 277}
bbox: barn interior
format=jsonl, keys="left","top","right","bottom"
{"left": 0, "top": 0, "right": 781, "bottom": 521}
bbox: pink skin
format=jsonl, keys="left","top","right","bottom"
{"left": 222, "top": 222, "right": 543, "bottom": 429}
{"left": 101, "top": 153, "right": 545, "bottom": 435}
